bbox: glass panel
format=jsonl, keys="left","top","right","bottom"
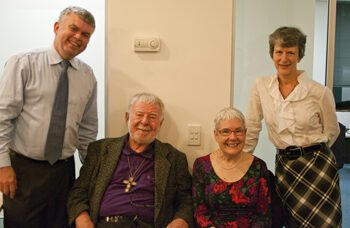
{"left": 333, "top": 1, "right": 350, "bottom": 106}
{"left": 313, "top": 0, "right": 329, "bottom": 85}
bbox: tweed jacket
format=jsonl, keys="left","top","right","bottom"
{"left": 67, "top": 135, "right": 194, "bottom": 227}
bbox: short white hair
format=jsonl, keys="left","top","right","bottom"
{"left": 127, "top": 92, "right": 164, "bottom": 119}
{"left": 214, "top": 107, "right": 245, "bottom": 131}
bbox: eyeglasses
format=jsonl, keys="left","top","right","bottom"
{"left": 218, "top": 128, "right": 245, "bottom": 136}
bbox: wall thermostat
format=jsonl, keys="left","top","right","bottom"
{"left": 134, "top": 37, "right": 161, "bottom": 52}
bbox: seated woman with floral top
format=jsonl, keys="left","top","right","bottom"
{"left": 192, "top": 107, "right": 272, "bottom": 228}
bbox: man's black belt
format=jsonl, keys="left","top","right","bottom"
{"left": 10, "top": 149, "right": 73, "bottom": 164}
{"left": 277, "top": 143, "right": 326, "bottom": 160}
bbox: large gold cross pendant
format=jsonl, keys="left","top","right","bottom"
{"left": 123, "top": 177, "right": 137, "bottom": 192}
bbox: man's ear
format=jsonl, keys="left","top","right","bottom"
{"left": 125, "top": 112, "right": 130, "bottom": 124}
{"left": 53, "top": 22, "right": 60, "bottom": 35}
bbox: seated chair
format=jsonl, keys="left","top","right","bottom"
{"left": 331, "top": 123, "right": 346, "bottom": 169}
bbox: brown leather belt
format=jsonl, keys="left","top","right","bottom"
{"left": 277, "top": 143, "right": 325, "bottom": 160}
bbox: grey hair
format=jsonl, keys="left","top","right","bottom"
{"left": 269, "top": 26, "right": 306, "bottom": 59}
{"left": 58, "top": 6, "right": 95, "bottom": 29}
{"left": 214, "top": 107, "right": 246, "bottom": 131}
{"left": 127, "top": 93, "right": 165, "bottom": 119}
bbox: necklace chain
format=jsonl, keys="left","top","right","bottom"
{"left": 215, "top": 151, "right": 243, "bottom": 170}
{"left": 123, "top": 156, "right": 146, "bottom": 192}
{"left": 127, "top": 156, "right": 146, "bottom": 178}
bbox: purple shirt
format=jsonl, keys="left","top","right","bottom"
{"left": 99, "top": 135, "right": 155, "bottom": 222}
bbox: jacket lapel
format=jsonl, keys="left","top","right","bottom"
{"left": 153, "top": 139, "right": 170, "bottom": 223}
{"left": 93, "top": 136, "right": 126, "bottom": 211}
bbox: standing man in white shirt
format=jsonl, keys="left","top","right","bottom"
{"left": 0, "top": 6, "right": 98, "bottom": 228}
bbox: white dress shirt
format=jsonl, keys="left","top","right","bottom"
{"left": 0, "top": 45, "right": 98, "bottom": 167}
{"left": 244, "top": 71, "right": 339, "bottom": 153}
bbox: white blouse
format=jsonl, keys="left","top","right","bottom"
{"left": 244, "top": 71, "right": 339, "bottom": 153}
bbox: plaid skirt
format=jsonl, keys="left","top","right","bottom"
{"left": 275, "top": 144, "right": 342, "bottom": 228}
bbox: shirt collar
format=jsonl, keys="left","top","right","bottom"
{"left": 268, "top": 70, "right": 308, "bottom": 102}
{"left": 123, "top": 134, "right": 154, "bottom": 159}
{"left": 48, "top": 45, "right": 78, "bottom": 70}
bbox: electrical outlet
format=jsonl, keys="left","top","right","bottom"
{"left": 188, "top": 124, "right": 201, "bottom": 146}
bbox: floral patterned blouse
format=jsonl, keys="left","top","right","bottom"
{"left": 192, "top": 154, "right": 272, "bottom": 228}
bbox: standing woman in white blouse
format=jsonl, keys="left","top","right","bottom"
{"left": 244, "top": 27, "right": 342, "bottom": 228}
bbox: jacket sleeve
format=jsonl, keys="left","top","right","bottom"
{"left": 173, "top": 152, "right": 194, "bottom": 227}
{"left": 67, "top": 141, "right": 100, "bottom": 226}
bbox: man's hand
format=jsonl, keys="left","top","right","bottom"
{"left": 166, "top": 218, "right": 189, "bottom": 228}
{"left": 75, "top": 211, "right": 94, "bottom": 228}
{"left": 0, "top": 166, "right": 17, "bottom": 199}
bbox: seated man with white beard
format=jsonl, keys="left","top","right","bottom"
{"left": 67, "top": 92, "right": 193, "bottom": 228}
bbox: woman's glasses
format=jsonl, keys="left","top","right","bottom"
{"left": 218, "top": 128, "right": 245, "bottom": 137}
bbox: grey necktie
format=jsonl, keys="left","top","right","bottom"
{"left": 44, "top": 60, "right": 70, "bottom": 165}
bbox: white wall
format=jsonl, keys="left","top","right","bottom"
{"left": 313, "top": 0, "right": 328, "bottom": 85}
{"left": 0, "top": 1, "right": 106, "bottom": 176}
{"left": 106, "top": 0, "right": 234, "bottom": 170}
{"left": 233, "top": 0, "right": 316, "bottom": 171}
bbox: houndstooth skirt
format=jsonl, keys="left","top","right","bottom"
{"left": 275, "top": 144, "right": 342, "bottom": 228}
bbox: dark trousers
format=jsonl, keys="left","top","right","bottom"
{"left": 4, "top": 151, "right": 75, "bottom": 228}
